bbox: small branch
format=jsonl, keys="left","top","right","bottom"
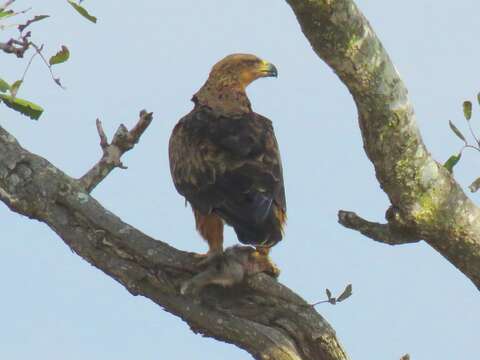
{"left": 0, "top": 0, "right": 15, "bottom": 11}
{"left": 30, "top": 42, "right": 65, "bottom": 88}
{"left": 79, "top": 110, "right": 153, "bottom": 193}
{"left": 18, "top": 45, "right": 39, "bottom": 84}
{"left": 0, "top": 33, "right": 30, "bottom": 58}
{"left": 469, "top": 177, "right": 480, "bottom": 193}
{"left": 338, "top": 210, "right": 420, "bottom": 245}
{"left": 465, "top": 118, "right": 480, "bottom": 148}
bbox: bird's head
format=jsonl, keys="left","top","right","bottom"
{"left": 208, "top": 53, "right": 278, "bottom": 90}
{"left": 193, "top": 54, "right": 277, "bottom": 115}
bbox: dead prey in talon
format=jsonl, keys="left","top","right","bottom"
{"left": 169, "top": 54, "right": 287, "bottom": 271}
{"left": 181, "top": 246, "right": 280, "bottom": 296}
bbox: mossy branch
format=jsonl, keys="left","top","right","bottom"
{"left": 286, "top": 0, "right": 480, "bottom": 290}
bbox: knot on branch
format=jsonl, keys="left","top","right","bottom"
{"left": 385, "top": 205, "right": 410, "bottom": 228}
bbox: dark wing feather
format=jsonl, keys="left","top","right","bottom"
{"left": 169, "top": 107, "right": 286, "bottom": 246}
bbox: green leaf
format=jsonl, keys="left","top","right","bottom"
{"left": 0, "top": 94, "right": 43, "bottom": 120}
{"left": 0, "top": 78, "right": 10, "bottom": 92}
{"left": 443, "top": 153, "right": 462, "bottom": 173}
{"left": 449, "top": 120, "right": 466, "bottom": 143}
{"left": 67, "top": 0, "right": 97, "bottom": 23}
{"left": 0, "top": 10, "right": 14, "bottom": 19}
{"left": 477, "top": 92, "right": 480, "bottom": 106}
{"left": 10, "top": 80, "right": 22, "bottom": 97}
{"left": 337, "top": 284, "right": 353, "bottom": 302}
{"left": 18, "top": 15, "right": 50, "bottom": 32}
{"left": 463, "top": 101, "right": 472, "bottom": 121}
{"left": 49, "top": 45, "right": 70, "bottom": 65}
{"left": 326, "top": 288, "right": 332, "bottom": 300}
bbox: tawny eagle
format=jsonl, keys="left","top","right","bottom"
{"left": 169, "top": 54, "right": 286, "bottom": 258}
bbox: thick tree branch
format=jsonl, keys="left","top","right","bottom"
{"left": 0, "top": 123, "right": 348, "bottom": 360}
{"left": 79, "top": 110, "right": 153, "bottom": 193}
{"left": 286, "top": 0, "right": 480, "bottom": 290}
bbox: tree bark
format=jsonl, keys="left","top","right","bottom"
{"left": 2, "top": 0, "right": 476, "bottom": 359}
{"left": 0, "top": 122, "right": 348, "bottom": 360}
{"left": 286, "top": 0, "right": 480, "bottom": 290}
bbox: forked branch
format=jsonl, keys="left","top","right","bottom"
{"left": 0, "top": 115, "right": 348, "bottom": 360}
{"left": 79, "top": 110, "right": 153, "bottom": 192}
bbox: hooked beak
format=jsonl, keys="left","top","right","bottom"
{"left": 258, "top": 60, "right": 278, "bottom": 78}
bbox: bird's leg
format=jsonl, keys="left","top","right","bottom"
{"left": 253, "top": 246, "right": 280, "bottom": 278}
{"left": 193, "top": 210, "right": 224, "bottom": 265}
{"left": 195, "top": 236, "right": 223, "bottom": 266}
{"left": 195, "top": 243, "right": 223, "bottom": 267}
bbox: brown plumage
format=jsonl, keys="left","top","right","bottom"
{"left": 169, "top": 54, "right": 286, "bottom": 256}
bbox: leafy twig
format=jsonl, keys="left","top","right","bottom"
{"left": 444, "top": 95, "right": 480, "bottom": 176}
{"left": 30, "top": 42, "right": 65, "bottom": 88}
{"left": 310, "top": 284, "right": 353, "bottom": 306}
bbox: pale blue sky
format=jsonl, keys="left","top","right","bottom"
{"left": 1, "top": 1, "right": 479, "bottom": 359}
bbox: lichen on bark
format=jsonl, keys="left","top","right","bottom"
{"left": 286, "top": 0, "right": 480, "bottom": 290}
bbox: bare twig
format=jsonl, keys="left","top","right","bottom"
{"left": 18, "top": 14, "right": 49, "bottom": 33}
{"left": 0, "top": 32, "right": 30, "bottom": 57}
{"left": 0, "top": 0, "right": 15, "bottom": 11}
{"left": 79, "top": 110, "right": 153, "bottom": 193}
{"left": 18, "top": 44, "right": 39, "bottom": 84}
{"left": 338, "top": 211, "right": 421, "bottom": 245}
{"left": 96, "top": 119, "right": 109, "bottom": 148}
{"left": 310, "top": 300, "right": 330, "bottom": 306}
{"left": 467, "top": 121, "right": 480, "bottom": 147}
{"left": 463, "top": 144, "right": 480, "bottom": 152}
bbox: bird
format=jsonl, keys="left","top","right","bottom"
{"left": 169, "top": 53, "right": 286, "bottom": 262}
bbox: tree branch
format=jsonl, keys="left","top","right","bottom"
{"left": 0, "top": 0, "right": 15, "bottom": 11}
{"left": 78, "top": 110, "right": 153, "bottom": 193}
{"left": 286, "top": 0, "right": 480, "bottom": 290}
{"left": 0, "top": 122, "right": 348, "bottom": 360}
{"left": 0, "top": 34, "right": 30, "bottom": 58}
{"left": 338, "top": 210, "right": 420, "bottom": 245}
{"left": 468, "top": 177, "right": 480, "bottom": 193}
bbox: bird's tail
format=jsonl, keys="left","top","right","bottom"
{"left": 233, "top": 205, "right": 285, "bottom": 247}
